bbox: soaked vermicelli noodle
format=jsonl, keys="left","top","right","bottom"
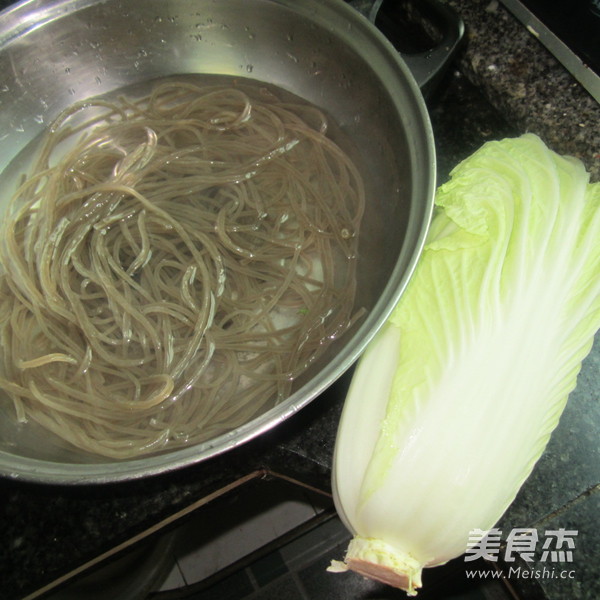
{"left": 0, "top": 79, "right": 365, "bottom": 459}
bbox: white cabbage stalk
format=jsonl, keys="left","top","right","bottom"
{"left": 329, "top": 134, "right": 600, "bottom": 595}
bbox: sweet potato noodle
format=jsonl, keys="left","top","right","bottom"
{"left": 0, "top": 80, "right": 365, "bottom": 459}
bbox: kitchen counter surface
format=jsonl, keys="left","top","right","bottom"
{"left": 449, "top": 0, "right": 599, "bottom": 182}
{"left": 0, "top": 1, "right": 598, "bottom": 599}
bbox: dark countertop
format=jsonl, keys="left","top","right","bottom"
{"left": 448, "top": 0, "right": 599, "bottom": 182}
{"left": 0, "top": 1, "right": 598, "bottom": 599}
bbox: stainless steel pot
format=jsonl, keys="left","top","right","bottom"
{"left": 0, "top": 0, "right": 450, "bottom": 483}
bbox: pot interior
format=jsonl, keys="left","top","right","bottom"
{"left": 0, "top": 0, "right": 434, "bottom": 481}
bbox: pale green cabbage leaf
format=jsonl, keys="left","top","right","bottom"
{"left": 330, "top": 134, "right": 600, "bottom": 595}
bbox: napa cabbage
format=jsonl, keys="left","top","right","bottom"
{"left": 330, "top": 134, "right": 600, "bottom": 595}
